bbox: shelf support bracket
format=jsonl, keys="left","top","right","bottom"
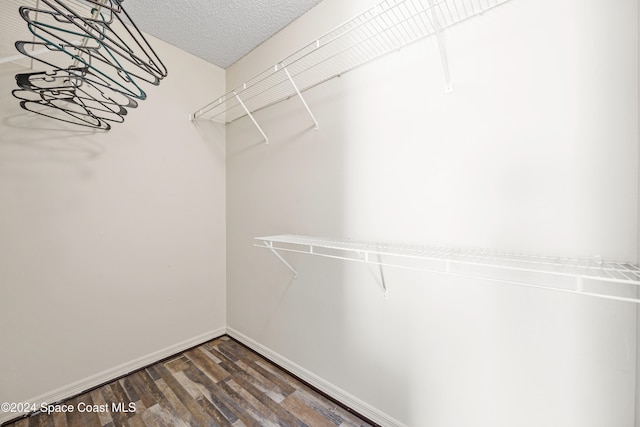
{"left": 234, "top": 91, "right": 269, "bottom": 144}
{"left": 283, "top": 67, "right": 319, "bottom": 130}
{"left": 427, "top": 0, "right": 452, "bottom": 92}
{"left": 263, "top": 242, "right": 298, "bottom": 278}
{"left": 373, "top": 253, "right": 388, "bottom": 298}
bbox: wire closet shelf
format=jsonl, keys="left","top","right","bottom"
{"left": 192, "top": 0, "right": 512, "bottom": 127}
{"left": 255, "top": 235, "right": 640, "bottom": 304}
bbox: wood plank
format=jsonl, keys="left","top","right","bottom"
{"left": 139, "top": 368, "right": 179, "bottom": 409}
{"left": 223, "top": 379, "right": 282, "bottom": 427}
{"left": 209, "top": 344, "right": 240, "bottom": 363}
{"left": 154, "top": 364, "right": 218, "bottom": 427}
{"left": 235, "top": 359, "right": 287, "bottom": 403}
{"left": 146, "top": 364, "right": 162, "bottom": 381}
{"left": 212, "top": 349, "right": 287, "bottom": 404}
{"left": 215, "top": 378, "right": 277, "bottom": 427}
{"left": 184, "top": 347, "right": 231, "bottom": 383}
{"left": 165, "top": 356, "right": 190, "bottom": 373}
{"left": 199, "top": 347, "right": 223, "bottom": 364}
{"left": 98, "top": 384, "right": 129, "bottom": 427}
{"left": 61, "top": 397, "right": 84, "bottom": 427}
{"left": 182, "top": 364, "right": 238, "bottom": 425}
{"left": 77, "top": 395, "right": 102, "bottom": 427}
{"left": 248, "top": 360, "right": 297, "bottom": 396}
{"left": 126, "top": 371, "right": 161, "bottom": 409}
{"left": 131, "top": 368, "right": 195, "bottom": 426}
{"left": 50, "top": 412, "right": 68, "bottom": 427}
{"left": 253, "top": 358, "right": 304, "bottom": 392}
{"left": 217, "top": 340, "right": 259, "bottom": 365}
{"left": 38, "top": 413, "right": 55, "bottom": 427}
{"left": 27, "top": 414, "right": 45, "bottom": 427}
{"left": 89, "top": 389, "right": 113, "bottom": 426}
{"left": 139, "top": 403, "right": 190, "bottom": 427}
{"left": 281, "top": 393, "right": 338, "bottom": 427}
{"left": 108, "top": 381, "right": 135, "bottom": 422}
{"left": 292, "top": 389, "right": 349, "bottom": 426}
{"left": 124, "top": 413, "right": 146, "bottom": 427}
{"left": 154, "top": 379, "right": 198, "bottom": 426}
{"left": 173, "top": 370, "right": 208, "bottom": 401}
{"left": 197, "top": 396, "right": 234, "bottom": 427}
{"left": 10, "top": 418, "right": 29, "bottom": 427}
{"left": 120, "top": 377, "right": 140, "bottom": 403}
{"left": 209, "top": 348, "right": 308, "bottom": 426}
{"left": 251, "top": 362, "right": 370, "bottom": 427}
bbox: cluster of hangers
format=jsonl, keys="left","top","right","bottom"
{"left": 12, "top": 0, "right": 167, "bottom": 130}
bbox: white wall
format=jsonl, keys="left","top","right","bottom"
{"left": 637, "top": 1, "right": 640, "bottom": 425}
{"left": 0, "top": 35, "right": 226, "bottom": 419}
{"left": 227, "top": 0, "right": 639, "bottom": 426}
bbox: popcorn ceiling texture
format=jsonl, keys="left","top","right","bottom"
{"left": 124, "top": 0, "right": 324, "bottom": 68}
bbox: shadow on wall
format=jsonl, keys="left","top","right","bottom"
{"left": 0, "top": 65, "right": 106, "bottom": 158}
{"left": 191, "top": 119, "right": 226, "bottom": 163}
{"left": 1, "top": 117, "right": 105, "bottom": 158}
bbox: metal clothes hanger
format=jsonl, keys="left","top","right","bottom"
{"left": 12, "top": 0, "right": 166, "bottom": 130}
{"left": 13, "top": 67, "right": 139, "bottom": 130}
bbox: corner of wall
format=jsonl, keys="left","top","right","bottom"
{"left": 634, "top": 2, "right": 640, "bottom": 427}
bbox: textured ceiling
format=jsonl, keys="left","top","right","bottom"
{"left": 123, "top": 0, "right": 324, "bottom": 69}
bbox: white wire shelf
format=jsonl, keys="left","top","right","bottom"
{"left": 192, "top": 0, "right": 513, "bottom": 139}
{"left": 255, "top": 235, "right": 640, "bottom": 304}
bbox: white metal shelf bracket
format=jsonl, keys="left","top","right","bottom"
{"left": 283, "top": 66, "right": 319, "bottom": 130}
{"left": 427, "top": 0, "right": 452, "bottom": 93}
{"left": 262, "top": 241, "right": 298, "bottom": 278}
{"left": 235, "top": 91, "right": 269, "bottom": 144}
{"left": 372, "top": 252, "right": 388, "bottom": 298}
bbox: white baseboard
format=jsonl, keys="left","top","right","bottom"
{"left": 226, "top": 326, "right": 407, "bottom": 427}
{"left": 0, "top": 328, "right": 226, "bottom": 425}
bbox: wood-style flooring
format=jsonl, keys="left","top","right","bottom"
{"left": 3, "top": 336, "right": 375, "bottom": 427}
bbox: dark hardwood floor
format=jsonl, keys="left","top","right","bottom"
{"left": 3, "top": 336, "right": 375, "bottom": 427}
